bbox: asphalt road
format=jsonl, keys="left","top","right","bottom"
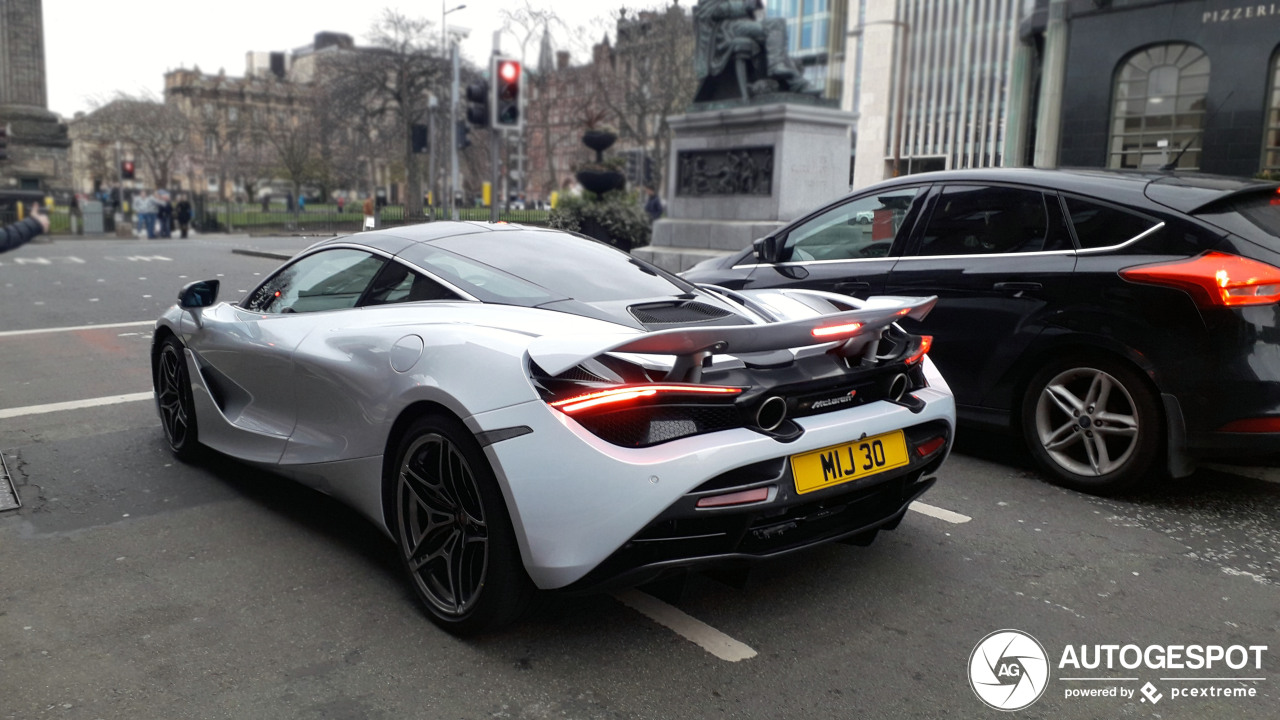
{"left": 1, "top": 235, "right": 1277, "bottom": 719}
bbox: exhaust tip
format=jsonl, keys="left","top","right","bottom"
{"left": 756, "top": 396, "right": 788, "bottom": 432}
{"left": 889, "top": 374, "right": 910, "bottom": 402}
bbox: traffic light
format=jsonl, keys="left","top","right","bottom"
{"left": 456, "top": 120, "right": 471, "bottom": 150}
{"left": 492, "top": 57, "right": 522, "bottom": 131}
{"left": 411, "top": 124, "right": 429, "bottom": 153}
{"left": 0, "top": 124, "right": 8, "bottom": 162}
{"left": 121, "top": 160, "right": 135, "bottom": 179}
{"left": 465, "top": 80, "right": 490, "bottom": 128}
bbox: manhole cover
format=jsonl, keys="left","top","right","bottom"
{"left": 0, "top": 453, "right": 20, "bottom": 511}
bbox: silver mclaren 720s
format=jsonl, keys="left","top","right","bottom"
{"left": 152, "top": 222, "right": 955, "bottom": 635}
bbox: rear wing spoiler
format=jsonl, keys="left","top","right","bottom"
{"left": 528, "top": 295, "right": 937, "bottom": 378}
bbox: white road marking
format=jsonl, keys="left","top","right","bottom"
{"left": 909, "top": 501, "right": 971, "bottom": 524}
{"left": 613, "top": 589, "right": 757, "bottom": 662}
{"left": 0, "top": 320, "right": 153, "bottom": 338}
{"left": 0, "top": 392, "right": 153, "bottom": 420}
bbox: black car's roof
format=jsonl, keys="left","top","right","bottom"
{"left": 865, "top": 167, "right": 1279, "bottom": 214}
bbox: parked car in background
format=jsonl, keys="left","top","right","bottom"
{"left": 153, "top": 222, "right": 955, "bottom": 635}
{"left": 683, "top": 168, "right": 1280, "bottom": 494}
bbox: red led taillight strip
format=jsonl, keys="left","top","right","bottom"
{"left": 812, "top": 321, "right": 863, "bottom": 338}
{"left": 550, "top": 384, "right": 743, "bottom": 414}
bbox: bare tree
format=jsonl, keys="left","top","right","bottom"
{"left": 336, "top": 10, "right": 449, "bottom": 218}
{"left": 583, "top": 4, "right": 697, "bottom": 193}
{"left": 90, "top": 93, "right": 191, "bottom": 190}
{"left": 262, "top": 109, "right": 320, "bottom": 214}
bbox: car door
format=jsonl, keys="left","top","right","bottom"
{"left": 187, "top": 247, "right": 388, "bottom": 462}
{"left": 884, "top": 184, "right": 1078, "bottom": 411}
{"left": 744, "top": 185, "right": 930, "bottom": 299}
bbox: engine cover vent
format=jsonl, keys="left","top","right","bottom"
{"left": 629, "top": 300, "right": 734, "bottom": 326}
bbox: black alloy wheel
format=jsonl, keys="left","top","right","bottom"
{"left": 1020, "top": 355, "right": 1163, "bottom": 495}
{"left": 391, "top": 414, "right": 534, "bottom": 635}
{"left": 155, "top": 335, "right": 200, "bottom": 461}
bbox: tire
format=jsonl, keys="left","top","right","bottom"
{"left": 1019, "top": 355, "right": 1163, "bottom": 494}
{"left": 155, "top": 335, "right": 201, "bottom": 461}
{"left": 389, "top": 413, "right": 534, "bottom": 636}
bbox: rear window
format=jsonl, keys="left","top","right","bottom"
{"left": 1063, "top": 196, "right": 1160, "bottom": 249}
{"left": 1197, "top": 191, "right": 1280, "bottom": 242}
{"left": 430, "top": 230, "right": 697, "bottom": 302}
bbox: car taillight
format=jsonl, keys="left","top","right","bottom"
{"left": 904, "top": 335, "right": 933, "bottom": 365}
{"left": 549, "top": 384, "right": 743, "bottom": 415}
{"left": 1217, "top": 417, "right": 1280, "bottom": 433}
{"left": 1119, "top": 251, "right": 1280, "bottom": 307}
{"left": 812, "top": 321, "right": 863, "bottom": 338}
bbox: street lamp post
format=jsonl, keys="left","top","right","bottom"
{"left": 442, "top": 2, "right": 466, "bottom": 220}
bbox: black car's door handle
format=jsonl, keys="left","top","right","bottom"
{"left": 993, "top": 281, "right": 1043, "bottom": 292}
{"left": 834, "top": 281, "right": 871, "bottom": 294}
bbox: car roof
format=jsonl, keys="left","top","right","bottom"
{"left": 867, "top": 167, "right": 1279, "bottom": 214}
{"left": 311, "top": 221, "right": 561, "bottom": 254}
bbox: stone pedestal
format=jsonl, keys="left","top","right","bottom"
{"left": 635, "top": 102, "right": 856, "bottom": 273}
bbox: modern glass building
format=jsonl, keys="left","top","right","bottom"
{"left": 846, "top": 0, "right": 1027, "bottom": 188}
{"left": 766, "top": 0, "right": 849, "bottom": 98}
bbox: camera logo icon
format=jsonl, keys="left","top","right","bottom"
{"left": 969, "top": 629, "right": 1051, "bottom": 711}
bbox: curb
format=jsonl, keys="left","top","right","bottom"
{"left": 231, "top": 248, "right": 294, "bottom": 261}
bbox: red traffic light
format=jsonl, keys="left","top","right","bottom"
{"left": 499, "top": 60, "right": 520, "bottom": 82}
{"left": 121, "top": 160, "right": 135, "bottom": 179}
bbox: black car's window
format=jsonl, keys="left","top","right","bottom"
{"left": 245, "top": 249, "right": 385, "bottom": 314}
{"left": 1064, "top": 196, "right": 1160, "bottom": 249}
{"left": 361, "top": 260, "right": 462, "bottom": 306}
{"left": 918, "top": 185, "right": 1070, "bottom": 256}
{"left": 783, "top": 188, "right": 920, "bottom": 262}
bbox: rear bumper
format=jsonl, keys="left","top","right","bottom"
{"left": 564, "top": 454, "right": 944, "bottom": 593}
{"left": 469, "top": 384, "right": 955, "bottom": 590}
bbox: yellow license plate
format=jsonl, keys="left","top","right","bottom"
{"left": 791, "top": 430, "right": 910, "bottom": 494}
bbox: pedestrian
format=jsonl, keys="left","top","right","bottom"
{"left": 362, "top": 195, "right": 376, "bottom": 230}
{"left": 135, "top": 190, "right": 158, "bottom": 239}
{"left": 298, "top": 195, "right": 306, "bottom": 213}
{"left": 1, "top": 206, "right": 49, "bottom": 253}
{"left": 336, "top": 195, "right": 345, "bottom": 213}
{"left": 175, "top": 194, "right": 193, "bottom": 238}
{"left": 157, "top": 191, "right": 173, "bottom": 238}
{"left": 644, "top": 185, "right": 664, "bottom": 223}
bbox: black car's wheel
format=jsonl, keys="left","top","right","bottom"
{"left": 391, "top": 414, "right": 534, "bottom": 635}
{"left": 155, "top": 335, "right": 200, "bottom": 461}
{"left": 1020, "top": 355, "right": 1162, "bottom": 494}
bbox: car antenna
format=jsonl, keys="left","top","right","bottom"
{"left": 1161, "top": 90, "right": 1232, "bottom": 171}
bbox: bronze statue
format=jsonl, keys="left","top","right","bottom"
{"left": 692, "top": 0, "right": 817, "bottom": 104}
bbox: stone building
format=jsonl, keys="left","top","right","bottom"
{"left": 522, "top": 47, "right": 607, "bottom": 201}
{"left": 522, "top": 5, "right": 695, "bottom": 201}
{"left": 0, "top": 0, "right": 70, "bottom": 198}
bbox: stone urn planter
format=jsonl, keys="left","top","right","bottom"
{"left": 576, "top": 129, "right": 626, "bottom": 196}
{"left": 582, "top": 130, "right": 618, "bottom": 157}
{"left": 575, "top": 167, "right": 627, "bottom": 195}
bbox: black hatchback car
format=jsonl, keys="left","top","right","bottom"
{"left": 683, "top": 168, "right": 1280, "bottom": 493}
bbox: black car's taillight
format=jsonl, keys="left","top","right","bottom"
{"left": 1119, "top": 251, "right": 1280, "bottom": 308}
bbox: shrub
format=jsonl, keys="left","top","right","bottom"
{"left": 549, "top": 189, "right": 651, "bottom": 251}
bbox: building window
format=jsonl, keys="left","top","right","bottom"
{"left": 1263, "top": 49, "right": 1280, "bottom": 172}
{"left": 1108, "top": 43, "right": 1210, "bottom": 170}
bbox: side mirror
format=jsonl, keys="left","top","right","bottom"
{"left": 753, "top": 235, "right": 781, "bottom": 263}
{"left": 178, "top": 279, "right": 220, "bottom": 309}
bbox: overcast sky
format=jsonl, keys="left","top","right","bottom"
{"left": 42, "top": 0, "right": 639, "bottom": 118}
